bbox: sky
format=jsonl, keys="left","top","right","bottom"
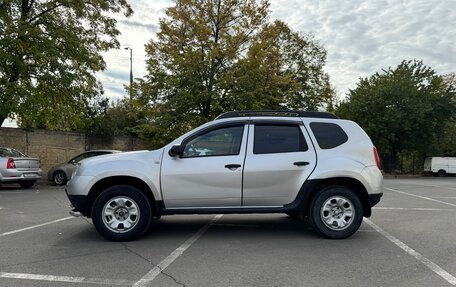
{"left": 2, "top": 0, "right": 455, "bottom": 127}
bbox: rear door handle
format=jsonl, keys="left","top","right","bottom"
{"left": 225, "top": 164, "right": 241, "bottom": 169}
{"left": 293, "top": 161, "right": 309, "bottom": 166}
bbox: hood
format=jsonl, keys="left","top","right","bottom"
{"left": 77, "top": 149, "right": 164, "bottom": 176}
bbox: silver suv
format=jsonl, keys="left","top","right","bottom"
{"left": 66, "top": 111, "right": 383, "bottom": 241}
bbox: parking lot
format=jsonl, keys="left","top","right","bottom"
{"left": 0, "top": 177, "right": 455, "bottom": 286}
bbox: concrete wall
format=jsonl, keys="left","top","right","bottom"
{"left": 0, "top": 127, "right": 151, "bottom": 179}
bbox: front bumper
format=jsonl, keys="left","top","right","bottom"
{"left": 66, "top": 190, "right": 90, "bottom": 217}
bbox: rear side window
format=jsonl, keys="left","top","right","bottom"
{"left": 310, "top": 122, "right": 348, "bottom": 149}
{"left": 0, "top": 148, "right": 25, "bottom": 157}
{"left": 254, "top": 125, "right": 308, "bottom": 154}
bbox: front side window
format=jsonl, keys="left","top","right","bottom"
{"left": 182, "top": 125, "right": 244, "bottom": 158}
{"left": 254, "top": 125, "right": 308, "bottom": 154}
{"left": 70, "top": 153, "right": 92, "bottom": 163}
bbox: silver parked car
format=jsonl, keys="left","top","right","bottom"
{"left": 48, "top": 150, "right": 121, "bottom": 185}
{"left": 0, "top": 147, "right": 42, "bottom": 189}
{"left": 66, "top": 110, "right": 383, "bottom": 241}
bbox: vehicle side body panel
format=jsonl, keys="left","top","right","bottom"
{"left": 303, "top": 118, "right": 383, "bottom": 195}
{"left": 160, "top": 124, "right": 249, "bottom": 208}
{"left": 242, "top": 118, "right": 317, "bottom": 206}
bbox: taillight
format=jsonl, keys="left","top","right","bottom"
{"left": 6, "top": 158, "right": 16, "bottom": 169}
{"left": 373, "top": 147, "right": 381, "bottom": 170}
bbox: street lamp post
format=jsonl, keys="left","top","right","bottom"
{"left": 124, "top": 47, "right": 133, "bottom": 99}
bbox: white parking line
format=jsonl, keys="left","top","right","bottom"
{"left": 373, "top": 207, "right": 448, "bottom": 211}
{"left": 133, "top": 214, "right": 223, "bottom": 287}
{"left": 385, "top": 187, "right": 456, "bottom": 208}
{"left": 0, "top": 217, "right": 73, "bottom": 238}
{"left": 364, "top": 219, "right": 456, "bottom": 285}
{"left": 427, "top": 185, "right": 456, "bottom": 191}
{"left": 0, "top": 272, "right": 133, "bottom": 285}
{"left": 415, "top": 184, "right": 456, "bottom": 191}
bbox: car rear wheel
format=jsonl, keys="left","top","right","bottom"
{"left": 438, "top": 169, "right": 447, "bottom": 177}
{"left": 20, "top": 181, "right": 36, "bottom": 189}
{"left": 92, "top": 185, "right": 153, "bottom": 241}
{"left": 308, "top": 186, "right": 363, "bottom": 239}
{"left": 53, "top": 171, "right": 67, "bottom": 185}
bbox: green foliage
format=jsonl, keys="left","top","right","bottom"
{"left": 0, "top": 0, "right": 133, "bottom": 129}
{"left": 430, "top": 73, "right": 456, "bottom": 157}
{"left": 137, "top": 0, "right": 334, "bottom": 146}
{"left": 337, "top": 61, "right": 456, "bottom": 172}
{"left": 84, "top": 97, "right": 146, "bottom": 138}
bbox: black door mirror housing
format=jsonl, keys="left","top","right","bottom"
{"left": 169, "top": 144, "right": 184, "bottom": 157}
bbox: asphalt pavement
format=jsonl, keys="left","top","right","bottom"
{"left": 0, "top": 177, "right": 455, "bottom": 286}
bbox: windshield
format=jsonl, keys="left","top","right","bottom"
{"left": 0, "top": 147, "right": 26, "bottom": 157}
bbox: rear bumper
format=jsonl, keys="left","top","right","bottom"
{"left": 0, "top": 169, "right": 42, "bottom": 182}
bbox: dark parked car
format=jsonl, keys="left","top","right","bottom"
{"left": 47, "top": 150, "right": 121, "bottom": 185}
{"left": 0, "top": 147, "right": 42, "bottom": 189}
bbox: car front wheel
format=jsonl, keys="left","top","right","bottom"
{"left": 308, "top": 186, "right": 363, "bottom": 239}
{"left": 92, "top": 185, "right": 153, "bottom": 241}
{"left": 53, "top": 171, "right": 67, "bottom": 185}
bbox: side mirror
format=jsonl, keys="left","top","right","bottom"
{"left": 169, "top": 144, "right": 184, "bottom": 157}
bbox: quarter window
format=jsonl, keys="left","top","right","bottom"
{"left": 182, "top": 125, "right": 244, "bottom": 157}
{"left": 310, "top": 122, "right": 348, "bottom": 149}
{"left": 254, "top": 125, "right": 308, "bottom": 154}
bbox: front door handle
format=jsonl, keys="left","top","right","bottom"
{"left": 225, "top": 164, "right": 241, "bottom": 169}
{"left": 293, "top": 161, "right": 310, "bottom": 166}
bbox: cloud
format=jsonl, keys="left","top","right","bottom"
{"left": 98, "top": 0, "right": 170, "bottom": 100}
{"left": 98, "top": 0, "right": 456, "bottom": 101}
{"left": 270, "top": 0, "right": 456, "bottom": 98}
{"left": 118, "top": 20, "right": 159, "bottom": 33}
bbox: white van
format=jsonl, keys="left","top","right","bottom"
{"left": 424, "top": 157, "right": 456, "bottom": 176}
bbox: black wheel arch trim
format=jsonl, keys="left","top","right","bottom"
{"left": 72, "top": 176, "right": 158, "bottom": 218}
{"left": 69, "top": 177, "right": 379, "bottom": 218}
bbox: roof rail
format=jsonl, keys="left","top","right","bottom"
{"left": 215, "top": 110, "right": 338, "bottom": 120}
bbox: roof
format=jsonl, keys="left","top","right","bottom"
{"left": 215, "top": 110, "right": 338, "bottom": 120}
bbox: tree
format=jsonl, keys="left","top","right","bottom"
{"left": 0, "top": 0, "right": 133, "bottom": 129}
{"left": 337, "top": 60, "right": 456, "bottom": 172}
{"left": 430, "top": 73, "right": 456, "bottom": 157}
{"left": 137, "top": 0, "right": 334, "bottom": 146}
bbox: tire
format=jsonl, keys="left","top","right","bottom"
{"left": 53, "top": 171, "right": 68, "bottom": 185}
{"left": 438, "top": 170, "right": 447, "bottom": 177}
{"left": 308, "top": 186, "right": 363, "bottom": 239}
{"left": 92, "top": 185, "right": 153, "bottom": 241}
{"left": 20, "top": 181, "right": 36, "bottom": 189}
